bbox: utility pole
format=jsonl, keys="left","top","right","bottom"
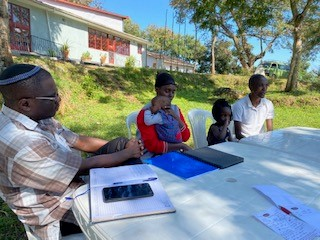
{"left": 160, "top": 9, "right": 168, "bottom": 69}
{"left": 193, "top": 24, "right": 197, "bottom": 73}
{"left": 170, "top": 12, "right": 174, "bottom": 71}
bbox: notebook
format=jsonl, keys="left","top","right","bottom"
{"left": 145, "top": 151, "right": 217, "bottom": 179}
{"left": 182, "top": 147, "right": 244, "bottom": 169}
{"left": 89, "top": 164, "right": 175, "bottom": 223}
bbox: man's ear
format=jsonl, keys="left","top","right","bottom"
{"left": 155, "top": 87, "right": 160, "bottom": 95}
{"left": 18, "top": 98, "right": 32, "bottom": 112}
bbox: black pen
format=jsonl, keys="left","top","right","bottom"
{"left": 143, "top": 177, "right": 158, "bottom": 182}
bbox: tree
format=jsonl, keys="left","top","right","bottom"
{"left": 123, "top": 19, "right": 142, "bottom": 37}
{"left": 143, "top": 25, "right": 206, "bottom": 65}
{"left": 170, "top": 0, "right": 284, "bottom": 72}
{"left": 285, "top": 0, "right": 320, "bottom": 91}
{"left": 0, "top": 0, "right": 13, "bottom": 73}
{"left": 215, "top": 40, "right": 238, "bottom": 74}
{"left": 143, "top": 25, "right": 168, "bottom": 53}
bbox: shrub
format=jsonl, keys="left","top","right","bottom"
{"left": 125, "top": 56, "right": 136, "bottom": 68}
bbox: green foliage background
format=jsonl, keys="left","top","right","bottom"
{"left": 0, "top": 56, "right": 320, "bottom": 239}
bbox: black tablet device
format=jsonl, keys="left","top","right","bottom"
{"left": 182, "top": 147, "right": 244, "bottom": 169}
{"left": 102, "top": 183, "right": 154, "bottom": 203}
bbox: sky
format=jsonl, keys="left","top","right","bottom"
{"left": 102, "top": 0, "right": 319, "bottom": 71}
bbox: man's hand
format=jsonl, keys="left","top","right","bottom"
{"left": 125, "top": 138, "right": 144, "bottom": 158}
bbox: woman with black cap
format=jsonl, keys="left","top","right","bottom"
{"left": 137, "top": 72, "right": 191, "bottom": 158}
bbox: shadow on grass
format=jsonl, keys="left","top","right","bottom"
{"left": 68, "top": 115, "right": 129, "bottom": 139}
{"left": 88, "top": 67, "right": 216, "bottom": 104}
{"left": 98, "top": 96, "right": 112, "bottom": 104}
{"left": 308, "top": 82, "right": 320, "bottom": 92}
{"left": 268, "top": 90, "right": 307, "bottom": 96}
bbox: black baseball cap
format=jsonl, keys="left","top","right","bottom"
{"left": 155, "top": 72, "right": 176, "bottom": 87}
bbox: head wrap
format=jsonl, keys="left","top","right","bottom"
{"left": 0, "top": 64, "right": 41, "bottom": 86}
{"left": 155, "top": 72, "right": 176, "bottom": 88}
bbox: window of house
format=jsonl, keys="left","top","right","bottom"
{"left": 138, "top": 44, "right": 142, "bottom": 54}
{"left": 115, "top": 37, "right": 121, "bottom": 53}
{"left": 88, "top": 28, "right": 130, "bottom": 56}
{"left": 8, "top": 3, "right": 31, "bottom": 51}
{"left": 108, "top": 34, "right": 116, "bottom": 52}
{"left": 101, "top": 33, "right": 108, "bottom": 51}
{"left": 96, "top": 31, "right": 102, "bottom": 50}
{"left": 88, "top": 28, "right": 96, "bottom": 48}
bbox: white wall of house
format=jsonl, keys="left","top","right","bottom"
{"left": 129, "top": 43, "right": 143, "bottom": 67}
{"left": 146, "top": 54, "right": 194, "bottom": 73}
{"left": 40, "top": 0, "right": 124, "bottom": 31}
{"left": 165, "top": 62, "right": 194, "bottom": 73}
{"left": 27, "top": 5, "right": 90, "bottom": 60}
{"left": 146, "top": 54, "right": 158, "bottom": 69}
{"left": 10, "top": 0, "right": 147, "bottom": 68}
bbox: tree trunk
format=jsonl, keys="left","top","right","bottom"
{"left": 285, "top": 30, "right": 302, "bottom": 92}
{"left": 211, "top": 34, "right": 216, "bottom": 74}
{"left": 0, "top": 0, "right": 13, "bottom": 73}
{"left": 285, "top": 0, "right": 314, "bottom": 92}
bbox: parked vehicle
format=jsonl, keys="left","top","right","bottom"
{"left": 258, "top": 61, "right": 290, "bottom": 79}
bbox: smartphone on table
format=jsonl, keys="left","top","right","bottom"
{"left": 102, "top": 183, "right": 154, "bottom": 203}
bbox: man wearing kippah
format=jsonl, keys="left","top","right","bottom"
{"left": 137, "top": 72, "right": 191, "bottom": 159}
{"left": 0, "top": 64, "right": 144, "bottom": 239}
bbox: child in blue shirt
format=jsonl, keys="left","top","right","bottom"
{"left": 144, "top": 96, "right": 182, "bottom": 143}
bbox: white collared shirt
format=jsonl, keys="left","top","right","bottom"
{"left": 232, "top": 95, "right": 274, "bottom": 137}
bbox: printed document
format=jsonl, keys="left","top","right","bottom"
{"left": 89, "top": 164, "right": 175, "bottom": 223}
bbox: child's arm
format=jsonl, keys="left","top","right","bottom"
{"left": 144, "top": 109, "right": 163, "bottom": 126}
{"left": 207, "top": 124, "right": 220, "bottom": 145}
{"left": 216, "top": 117, "right": 230, "bottom": 140}
{"left": 166, "top": 108, "right": 185, "bottom": 129}
{"left": 227, "top": 129, "right": 238, "bottom": 142}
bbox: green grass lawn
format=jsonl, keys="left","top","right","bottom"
{"left": 1, "top": 56, "right": 320, "bottom": 239}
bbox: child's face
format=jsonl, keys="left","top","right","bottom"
{"left": 217, "top": 107, "right": 232, "bottom": 124}
{"left": 150, "top": 99, "right": 162, "bottom": 113}
{"left": 151, "top": 97, "right": 171, "bottom": 113}
{"left": 161, "top": 98, "right": 171, "bottom": 110}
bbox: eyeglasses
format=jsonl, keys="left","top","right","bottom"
{"left": 34, "top": 96, "right": 58, "bottom": 101}
{"left": 26, "top": 93, "right": 60, "bottom": 102}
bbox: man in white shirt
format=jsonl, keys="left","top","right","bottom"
{"left": 232, "top": 74, "right": 274, "bottom": 139}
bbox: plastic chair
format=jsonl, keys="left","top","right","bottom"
{"left": 126, "top": 111, "right": 139, "bottom": 138}
{"left": 228, "top": 120, "right": 236, "bottom": 138}
{"left": 187, "top": 108, "right": 215, "bottom": 149}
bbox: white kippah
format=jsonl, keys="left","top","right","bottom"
{"left": 0, "top": 66, "right": 41, "bottom": 85}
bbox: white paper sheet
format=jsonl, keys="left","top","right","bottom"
{"left": 254, "top": 206, "right": 320, "bottom": 240}
{"left": 254, "top": 185, "right": 320, "bottom": 231}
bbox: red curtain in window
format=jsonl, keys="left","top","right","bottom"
{"left": 102, "top": 33, "right": 108, "bottom": 51}
{"left": 88, "top": 28, "right": 129, "bottom": 55}
{"left": 89, "top": 28, "right": 96, "bottom": 48}
{"left": 96, "top": 31, "right": 102, "bottom": 50}
{"left": 108, "top": 35, "right": 115, "bottom": 52}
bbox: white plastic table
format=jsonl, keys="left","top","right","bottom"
{"left": 72, "top": 136, "right": 320, "bottom": 240}
{"left": 239, "top": 126, "right": 320, "bottom": 160}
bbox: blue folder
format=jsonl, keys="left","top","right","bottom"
{"left": 144, "top": 151, "right": 217, "bottom": 179}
